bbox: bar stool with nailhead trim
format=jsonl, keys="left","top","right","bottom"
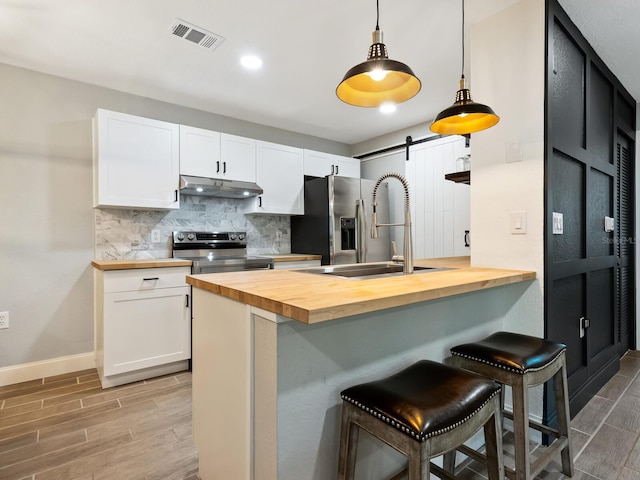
{"left": 337, "top": 359, "right": 505, "bottom": 480}
{"left": 449, "top": 332, "right": 574, "bottom": 480}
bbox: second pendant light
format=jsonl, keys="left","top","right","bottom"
{"left": 430, "top": 0, "right": 499, "bottom": 135}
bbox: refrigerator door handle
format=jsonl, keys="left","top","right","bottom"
{"left": 356, "top": 199, "right": 367, "bottom": 263}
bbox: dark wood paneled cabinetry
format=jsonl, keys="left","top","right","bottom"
{"left": 545, "top": 0, "right": 635, "bottom": 419}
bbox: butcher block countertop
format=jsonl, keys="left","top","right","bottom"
{"left": 92, "top": 258, "right": 192, "bottom": 271}
{"left": 187, "top": 256, "right": 536, "bottom": 324}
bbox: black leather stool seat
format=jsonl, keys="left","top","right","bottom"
{"left": 450, "top": 331, "right": 566, "bottom": 374}
{"left": 340, "top": 359, "right": 501, "bottom": 442}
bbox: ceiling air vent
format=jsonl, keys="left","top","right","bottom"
{"left": 170, "top": 19, "right": 225, "bottom": 51}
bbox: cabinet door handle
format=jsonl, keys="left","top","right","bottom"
{"left": 185, "top": 294, "right": 190, "bottom": 307}
{"left": 223, "top": 161, "right": 227, "bottom": 174}
{"left": 331, "top": 164, "right": 335, "bottom": 175}
{"left": 258, "top": 196, "right": 262, "bottom": 207}
{"left": 580, "top": 316, "right": 590, "bottom": 338}
{"left": 335, "top": 165, "right": 339, "bottom": 175}
{"left": 464, "top": 230, "right": 470, "bottom": 247}
{"left": 143, "top": 277, "right": 159, "bottom": 281}
{"left": 174, "top": 190, "right": 178, "bottom": 202}
{"left": 216, "top": 161, "right": 220, "bottom": 173}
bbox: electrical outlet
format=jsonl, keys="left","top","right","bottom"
{"left": 0, "top": 311, "right": 9, "bottom": 329}
{"left": 151, "top": 230, "right": 161, "bottom": 243}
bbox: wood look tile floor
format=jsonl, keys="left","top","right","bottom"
{"left": 0, "top": 351, "right": 638, "bottom": 479}
{"left": 0, "top": 370, "right": 198, "bottom": 480}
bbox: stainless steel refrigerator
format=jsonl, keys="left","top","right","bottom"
{"left": 291, "top": 175, "right": 391, "bottom": 265}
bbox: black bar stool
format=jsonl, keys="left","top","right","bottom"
{"left": 449, "top": 332, "right": 574, "bottom": 480}
{"left": 337, "top": 359, "right": 505, "bottom": 480}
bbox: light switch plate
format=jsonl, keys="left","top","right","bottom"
{"left": 505, "top": 140, "right": 523, "bottom": 163}
{"left": 510, "top": 211, "right": 527, "bottom": 234}
{"left": 553, "top": 212, "right": 563, "bottom": 235}
{"left": 604, "top": 216, "right": 615, "bottom": 232}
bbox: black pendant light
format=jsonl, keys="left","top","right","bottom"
{"left": 430, "top": 0, "right": 499, "bottom": 135}
{"left": 336, "top": 0, "right": 421, "bottom": 107}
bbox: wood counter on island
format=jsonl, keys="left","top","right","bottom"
{"left": 188, "top": 257, "right": 537, "bottom": 480}
{"left": 186, "top": 256, "right": 535, "bottom": 323}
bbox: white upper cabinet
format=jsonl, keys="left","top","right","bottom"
{"left": 219, "top": 133, "right": 257, "bottom": 183}
{"left": 179, "top": 125, "right": 221, "bottom": 178}
{"left": 303, "top": 149, "right": 361, "bottom": 178}
{"left": 94, "top": 109, "right": 180, "bottom": 210}
{"left": 179, "top": 127, "right": 256, "bottom": 183}
{"left": 246, "top": 141, "right": 304, "bottom": 215}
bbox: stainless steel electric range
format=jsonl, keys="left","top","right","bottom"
{"left": 171, "top": 231, "right": 274, "bottom": 274}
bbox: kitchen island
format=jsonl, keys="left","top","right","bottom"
{"left": 187, "top": 257, "right": 536, "bottom": 480}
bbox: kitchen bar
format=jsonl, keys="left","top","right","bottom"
{"left": 187, "top": 257, "right": 536, "bottom": 479}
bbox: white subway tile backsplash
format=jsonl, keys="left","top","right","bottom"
{"left": 94, "top": 195, "right": 291, "bottom": 260}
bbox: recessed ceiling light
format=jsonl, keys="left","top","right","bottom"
{"left": 380, "top": 102, "right": 397, "bottom": 114}
{"left": 240, "top": 55, "right": 263, "bottom": 70}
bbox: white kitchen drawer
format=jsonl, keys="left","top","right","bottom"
{"left": 103, "top": 267, "right": 190, "bottom": 293}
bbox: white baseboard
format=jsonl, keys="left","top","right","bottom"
{"left": 0, "top": 352, "right": 96, "bottom": 387}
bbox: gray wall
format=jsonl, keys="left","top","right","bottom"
{"left": 0, "top": 62, "right": 349, "bottom": 369}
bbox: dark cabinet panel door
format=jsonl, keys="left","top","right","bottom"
{"left": 548, "top": 273, "right": 586, "bottom": 395}
{"left": 545, "top": 1, "right": 634, "bottom": 419}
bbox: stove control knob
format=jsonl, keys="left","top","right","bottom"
{"left": 176, "top": 233, "right": 185, "bottom": 241}
{"left": 238, "top": 234, "right": 245, "bottom": 240}
{"left": 187, "top": 233, "right": 195, "bottom": 241}
{"left": 230, "top": 234, "right": 237, "bottom": 240}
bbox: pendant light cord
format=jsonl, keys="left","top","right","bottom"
{"left": 375, "top": 0, "right": 380, "bottom": 31}
{"left": 461, "top": 0, "right": 465, "bottom": 79}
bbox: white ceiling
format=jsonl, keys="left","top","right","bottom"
{"left": 0, "top": 0, "right": 636, "bottom": 145}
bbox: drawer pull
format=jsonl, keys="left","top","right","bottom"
{"left": 142, "top": 277, "right": 159, "bottom": 281}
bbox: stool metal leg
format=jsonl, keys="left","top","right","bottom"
{"left": 406, "top": 441, "right": 430, "bottom": 480}
{"left": 442, "top": 447, "right": 456, "bottom": 475}
{"left": 509, "top": 373, "right": 530, "bottom": 480}
{"left": 337, "top": 402, "right": 359, "bottom": 480}
{"left": 484, "top": 395, "right": 505, "bottom": 480}
{"left": 553, "top": 354, "right": 574, "bottom": 477}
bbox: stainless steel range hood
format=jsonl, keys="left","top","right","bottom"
{"left": 179, "top": 175, "right": 263, "bottom": 199}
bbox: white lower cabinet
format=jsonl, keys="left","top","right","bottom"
{"left": 94, "top": 266, "right": 191, "bottom": 388}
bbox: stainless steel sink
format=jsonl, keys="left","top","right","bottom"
{"left": 296, "top": 263, "right": 452, "bottom": 279}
